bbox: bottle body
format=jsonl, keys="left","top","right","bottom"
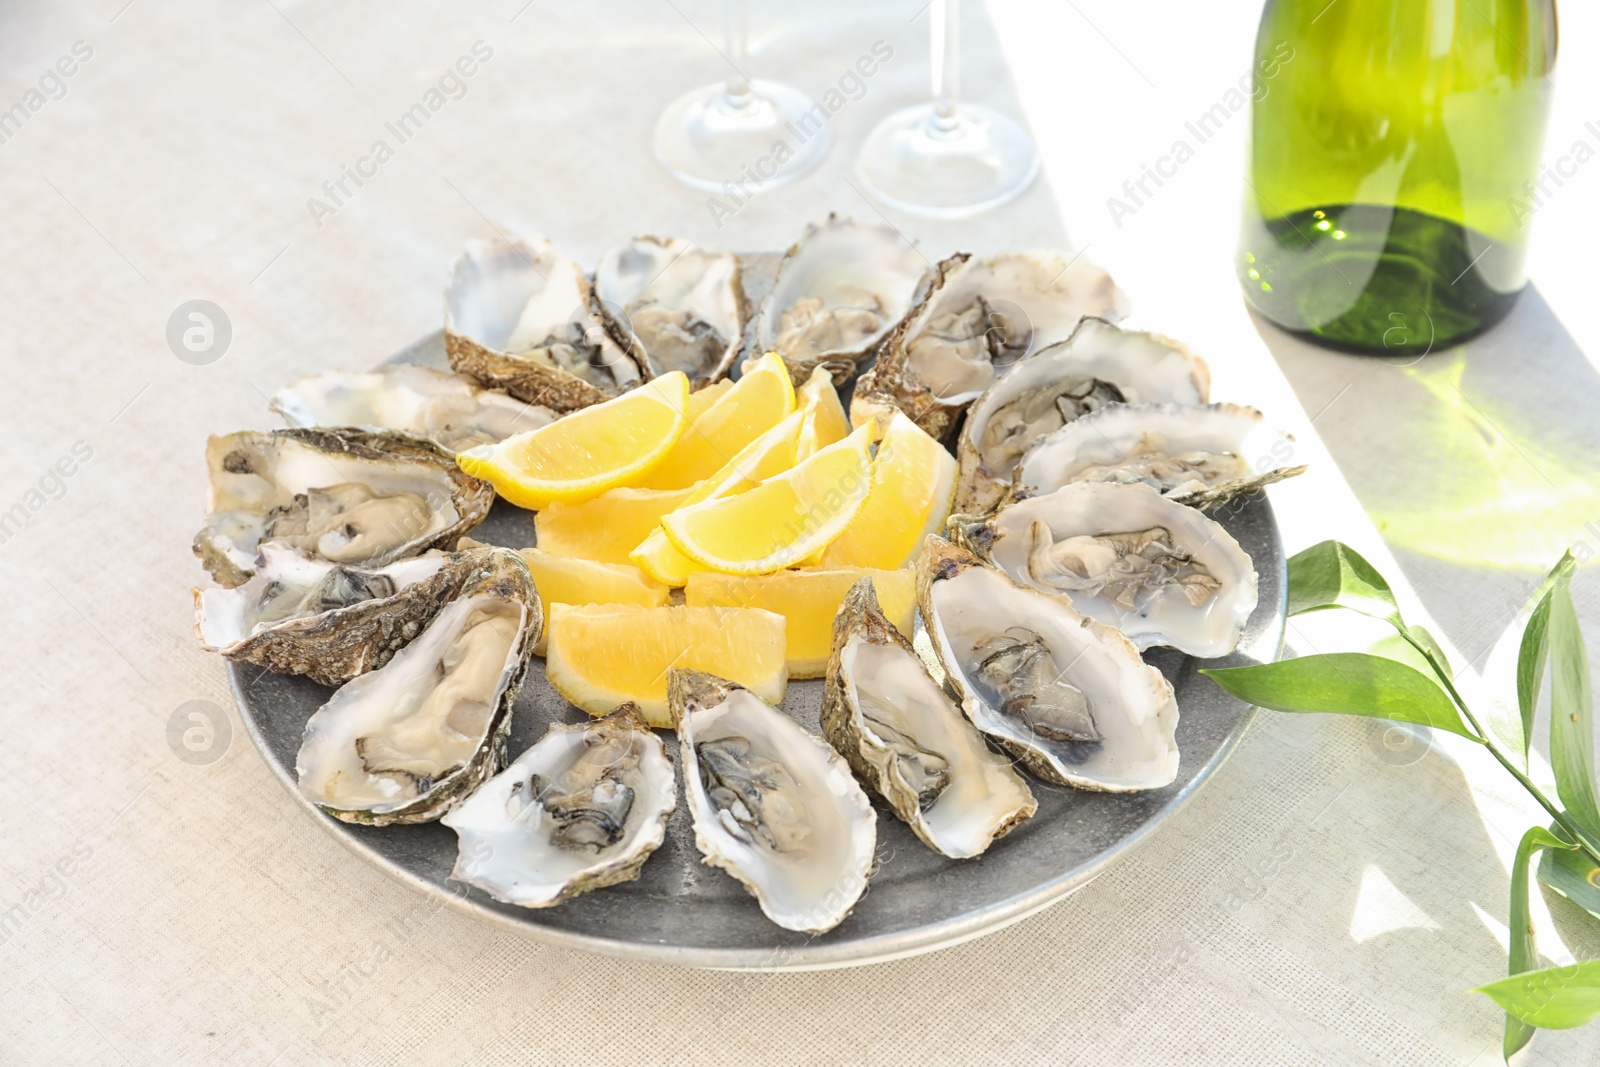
{"left": 1238, "top": 0, "right": 1557, "bottom": 355}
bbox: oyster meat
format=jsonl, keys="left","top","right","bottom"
{"left": 193, "top": 428, "right": 494, "bottom": 588}
{"left": 671, "top": 669, "right": 876, "bottom": 933}
{"left": 296, "top": 549, "right": 540, "bottom": 825}
{"left": 852, "top": 250, "right": 1130, "bottom": 441}
{"left": 754, "top": 216, "right": 928, "bottom": 384}
{"left": 593, "top": 236, "right": 747, "bottom": 388}
{"left": 917, "top": 538, "right": 1180, "bottom": 791}
{"left": 1014, "top": 402, "right": 1306, "bottom": 511}
{"left": 270, "top": 363, "right": 556, "bottom": 452}
{"left": 822, "top": 578, "right": 1036, "bottom": 858}
{"left": 446, "top": 236, "right": 645, "bottom": 412}
{"left": 442, "top": 703, "right": 675, "bottom": 907}
{"left": 959, "top": 482, "right": 1259, "bottom": 658}
{"left": 954, "top": 318, "right": 1211, "bottom": 514}
{"left": 193, "top": 544, "right": 484, "bottom": 686}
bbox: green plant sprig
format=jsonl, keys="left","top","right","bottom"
{"left": 1202, "top": 541, "right": 1600, "bottom": 1061}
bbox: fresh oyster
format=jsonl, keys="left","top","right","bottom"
{"left": 954, "top": 318, "right": 1211, "bottom": 514}
{"left": 955, "top": 483, "right": 1258, "bottom": 658}
{"left": 822, "top": 578, "right": 1036, "bottom": 858}
{"left": 670, "top": 669, "right": 875, "bottom": 933}
{"left": 753, "top": 216, "right": 928, "bottom": 384}
{"left": 445, "top": 236, "right": 645, "bottom": 412}
{"left": 193, "top": 428, "right": 494, "bottom": 588}
{"left": 442, "top": 703, "right": 675, "bottom": 907}
{"left": 194, "top": 544, "right": 481, "bottom": 686}
{"left": 593, "top": 236, "right": 747, "bottom": 388}
{"left": 1014, "top": 402, "right": 1306, "bottom": 511}
{"left": 270, "top": 363, "right": 556, "bottom": 452}
{"left": 917, "top": 538, "right": 1180, "bottom": 791}
{"left": 296, "top": 549, "right": 540, "bottom": 825}
{"left": 852, "top": 250, "right": 1130, "bottom": 441}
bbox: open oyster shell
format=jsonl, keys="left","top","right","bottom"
{"left": 193, "top": 545, "right": 484, "bottom": 686}
{"left": 1014, "top": 402, "right": 1306, "bottom": 512}
{"left": 953, "top": 483, "right": 1258, "bottom": 658}
{"left": 270, "top": 363, "right": 556, "bottom": 453}
{"left": 822, "top": 579, "right": 1036, "bottom": 858}
{"left": 296, "top": 548, "right": 540, "bottom": 825}
{"left": 442, "top": 703, "right": 675, "bottom": 908}
{"left": 593, "top": 236, "right": 747, "bottom": 389}
{"left": 954, "top": 318, "right": 1211, "bottom": 515}
{"left": 445, "top": 236, "right": 645, "bottom": 412}
{"left": 852, "top": 250, "right": 1130, "bottom": 441}
{"left": 916, "top": 537, "right": 1180, "bottom": 792}
{"left": 193, "top": 428, "right": 494, "bottom": 588}
{"left": 754, "top": 215, "right": 928, "bottom": 385}
{"left": 670, "top": 668, "right": 876, "bottom": 933}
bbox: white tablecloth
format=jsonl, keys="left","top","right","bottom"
{"left": 3, "top": 0, "right": 1598, "bottom": 1063}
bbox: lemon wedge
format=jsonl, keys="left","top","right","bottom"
{"left": 817, "top": 411, "right": 956, "bottom": 570}
{"left": 457, "top": 373, "right": 690, "bottom": 510}
{"left": 518, "top": 548, "right": 670, "bottom": 653}
{"left": 687, "top": 377, "right": 734, "bottom": 423}
{"left": 630, "top": 410, "right": 804, "bottom": 586}
{"left": 535, "top": 485, "right": 699, "bottom": 565}
{"left": 638, "top": 352, "right": 794, "bottom": 490}
{"left": 794, "top": 366, "right": 851, "bottom": 461}
{"left": 685, "top": 566, "right": 914, "bottom": 678}
{"left": 544, "top": 603, "right": 788, "bottom": 725}
{"left": 660, "top": 422, "right": 875, "bottom": 575}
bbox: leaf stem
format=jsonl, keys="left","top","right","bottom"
{"left": 1401, "top": 632, "right": 1600, "bottom": 867}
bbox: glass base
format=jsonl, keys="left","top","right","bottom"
{"left": 1239, "top": 203, "right": 1523, "bottom": 356}
{"left": 652, "top": 79, "right": 831, "bottom": 193}
{"left": 855, "top": 102, "right": 1039, "bottom": 219}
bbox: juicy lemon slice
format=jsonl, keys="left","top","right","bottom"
{"left": 684, "top": 566, "right": 914, "bottom": 679}
{"left": 687, "top": 377, "right": 734, "bottom": 423}
{"left": 631, "top": 410, "right": 804, "bottom": 586}
{"left": 519, "top": 547, "right": 670, "bottom": 652}
{"left": 794, "top": 366, "right": 850, "bottom": 461}
{"left": 544, "top": 603, "right": 788, "bottom": 726}
{"left": 817, "top": 411, "right": 956, "bottom": 570}
{"left": 535, "top": 485, "right": 700, "bottom": 565}
{"left": 637, "top": 352, "right": 794, "bottom": 490}
{"left": 457, "top": 373, "right": 690, "bottom": 510}
{"left": 660, "top": 422, "right": 875, "bottom": 575}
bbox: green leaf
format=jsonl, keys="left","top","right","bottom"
{"left": 1517, "top": 553, "right": 1576, "bottom": 764}
{"left": 1286, "top": 540, "right": 1404, "bottom": 627}
{"left": 1548, "top": 580, "right": 1600, "bottom": 844}
{"left": 1538, "top": 840, "right": 1600, "bottom": 924}
{"left": 1407, "top": 624, "right": 1455, "bottom": 682}
{"left": 1475, "top": 959, "right": 1600, "bottom": 1030}
{"left": 1202, "top": 653, "right": 1481, "bottom": 740}
{"left": 1504, "top": 826, "right": 1579, "bottom": 1059}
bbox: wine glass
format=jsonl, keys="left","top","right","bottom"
{"left": 856, "top": 0, "right": 1039, "bottom": 217}
{"left": 652, "top": 0, "right": 831, "bottom": 192}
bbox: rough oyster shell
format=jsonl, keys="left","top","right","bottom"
{"left": 670, "top": 668, "right": 876, "bottom": 933}
{"left": 954, "top": 318, "right": 1211, "bottom": 515}
{"left": 593, "top": 236, "right": 747, "bottom": 389}
{"left": 445, "top": 236, "right": 646, "bottom": 412}
{"left": 270, "top": 363, "right": 556, "bottom": 453}
{"left": 954, "top": 483, "right": 1258, "bottom": 658}
{"left": 753, "top": 215, "right": 928, "bottom": 385}
{"left": 852, "top": 250, "right": 1130, "bottom": 441}
{"left": 296, "top": 548, "right": 541, "bottom": 825}
{"left": 193, "top": 545, "right": 484, "bottom": 686}
{"left": 193, "top": 428, "right": 494, "bottom": 588}
{"left": 442, "top": 703, "right": 675, "bottom": 907}
{"left": 1014, "top": 402, "right": 1306, "bottom": 511}
{"left": 916, "top": 537, "right": 1180, "bottom": 791}
{"left": 821, "top": 578, "right": 1036, "bottom": 858}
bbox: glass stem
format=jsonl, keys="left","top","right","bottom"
{"left": 724, "top": 0, "right": 752, "bottom": 107}
{"left": 930, "top": 0, "right": 960, "bottom": 133}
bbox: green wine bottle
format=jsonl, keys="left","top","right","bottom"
{"left": 1238, "top": 0, "right": 1558, "bottom": 355}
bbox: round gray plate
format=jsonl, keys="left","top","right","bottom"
{"left": 231, "top": 480, "right": 1284, "bottom": 972}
